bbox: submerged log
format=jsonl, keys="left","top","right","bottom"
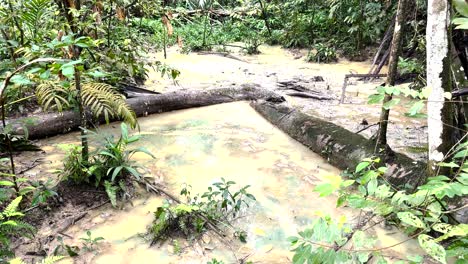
{"left": 9, "top": 86, "right": 283, "bottom": 140}
{"left": 251, "top": 100, "right": 426, "bottom": 187}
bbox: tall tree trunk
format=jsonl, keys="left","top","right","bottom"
{"left": 426, "top": 0, "right": 454, "bottom": 175}
{"left": 376, "top": 0, "right": 409, "bottom": 148}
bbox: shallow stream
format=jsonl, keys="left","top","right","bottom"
{"left": 24, "top": 102, "right": 422, "bottom": 263}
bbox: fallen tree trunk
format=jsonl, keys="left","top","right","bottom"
{"left": 251, "top": 100, "right": 426, "bottom": 187}
{"left": 10, "top": 86, "right": 282, "bottom": 140}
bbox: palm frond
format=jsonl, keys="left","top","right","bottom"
{"left": 81, "top": 83, "right": 137, "bottom": 128}
{"left": 36, "top": 81, "right": 137, "bottom": 128}
{"left": 36, "top": 81, "right": 70, "bottom": 112}
{"left": 21, "top": 0, "right": 51, "bottom": 34}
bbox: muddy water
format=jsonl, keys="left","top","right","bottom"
{"left": 145, "top": 45, "right": 384, "bottom": 95}
{"left": 144, "top": 44, "right": 427, "bottom": 160}
{"left": 26, "top": 102, "right": 422, "bottom": 263}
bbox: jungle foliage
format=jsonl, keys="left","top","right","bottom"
{"left": 59, "top": 122, "right": 154, "bottom": 207}
{"left": 150, "top": 179, "right": 256, "bottom": 245}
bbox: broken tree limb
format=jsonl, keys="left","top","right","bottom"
{"left": 251, "top": 100, "right": 426, "bottom": 187}
{"left": 8, "top": 86, "right": 282, "bottom": 140}
{"left": 286, "top": 92, "right": 333, "bottom": 100}
{"left": 369, "top": 16, "right": 396, "bottom": 74}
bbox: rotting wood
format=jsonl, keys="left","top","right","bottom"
{"left": 251, "top": 100, "right": 426, "bottom": 187}
{"left": 8, "top": 86, "right": 281, "bottom": 140}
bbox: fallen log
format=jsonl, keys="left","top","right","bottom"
{"left": 9, "top": 86, "right": 282, "bottom": 140}
{"left": 251, "top": 100, "right": 426, "bottom": 187}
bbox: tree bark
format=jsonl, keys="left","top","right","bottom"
{"left": 377, "top": 0, "right": 409, "bottom": 148}
{"left": 426, "top": 0, "right": 454, "bottom": 175}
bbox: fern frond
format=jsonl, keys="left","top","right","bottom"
{"left": 2, "top": 196, "right": 22, "bottom": 217}
{"left": 36, "top": 81, "right": 137, "bottom": 128}
{"left": 21, "top": 0, "right": 51, "bottom": 33}
{"left": 81, "top": 83, "right": 137, "bottom": 128}
{"left": 36, "top": 82, "right": 70, "bottom": 112}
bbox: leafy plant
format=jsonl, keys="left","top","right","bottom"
{"left": 80, "top": 230, "right": 104, "bottom": 252}
{"left": 207, "top": 258, "right": 225, "bottom": 264}
{"left": 59, "top": 123, "right": 154, "bottom": 207}
{"left": 150, "top": 179, "right": 256, "bottom": 244}
{"left": 301, "top": 148, "right": 468, "bottom": 264}
{"left": 0, "top": 196, "right": 35, "bottom": 260}
{"left": 306, "top": 43, "right": 337, "bottom": 63}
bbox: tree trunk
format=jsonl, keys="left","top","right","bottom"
{"left": 251, "top": 100, "right": 426, "bottom": 187}
{"left": 426, "top": 0, "right": 454, "bottom": 175}
{"left": 376, "top": 0, "right": 409, "bottom": 148}
{"left": 74, "top": 66, "right": 89, "bottom": 161}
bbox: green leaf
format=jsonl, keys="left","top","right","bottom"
{"left": 397, "top": 212, "right": 427, "bottom": 229}
{"left": 407, "top": 101, "right": 425, "bottom": 116}
{"left": 433, "top": 224, "right": 468, "bottom": 242}
{"left": 0, "top": 180, "right": 14, "bottom": 186}
{"left": 453, "top": 0, "right": 468, "bottom": 17}
{"left": 383, "top": 98, "right": 401, "bottom": 110}
{"left": 355, "top": 161, "right": 370, "bottom": 173}
{"left": 368, "top": 94, "right": 385, "bottom": 104}
{"left": 454, "top": 149, "right": 468, "bottom": 159}
{"left": 367, "top": 179, "right": 378, "bottom": 195}
{"left": 10, "top": 75, "right": 32, "bottom": 85}
{"left": 61, "top": 66, "right": 74, "bottom": 78}
{"left": 418, "top": 234, "right": 447, "bottom": 264}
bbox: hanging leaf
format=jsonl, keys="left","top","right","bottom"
{"left": 453, "top": 0, "right": 468, "bottom": 17}
{"left": 418, "top": 234, "right": 447, "bottom": 264}
{"left": 397, "top": 212, "right": 427, "bottom": 229}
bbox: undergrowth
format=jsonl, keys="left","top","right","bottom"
{"left": 290, "top": 143, "right": 468, "bottom": 263}
{"left": 149, "top": 179, "right": 256, "bottom": 245}
{"left": 59, "top": 123, "right": 154, "bottom": 207}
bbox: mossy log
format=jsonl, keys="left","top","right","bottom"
{"left": 9, "top": 86, "right": 282, "bottom": 140}
{"left": 251, "top": 100, "right": 427, "bottom": 187}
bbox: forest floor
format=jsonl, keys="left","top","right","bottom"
{"left": 145, "top": 44, "right": 428, "bottom": 160}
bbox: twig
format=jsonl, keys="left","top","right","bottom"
{"left": 355, "top": 123, "right": 379, "bottom": 134}
{"left": 86, "top": 199, "right": 110, "bottom": 211}
{"left": 18, "top": 158, "right": 43, "bottom": 174}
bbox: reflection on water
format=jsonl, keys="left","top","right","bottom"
{"left": 26, "top": 102, "right": 421, "bottom": 263}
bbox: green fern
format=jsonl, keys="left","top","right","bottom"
{"left": 1, "top": 196, "right": 35, "bottom": 260}
{"left": 2, "top": 196, "right": 23, "bottom": 218}
{"left": 35, "top": 82, "right": 70, "bottom": 112}
{"left": 35, "top": 82, "right": 137, "bottom": 128}
{"left": 21, "top": 0, "right": 51, "bottom": 35}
